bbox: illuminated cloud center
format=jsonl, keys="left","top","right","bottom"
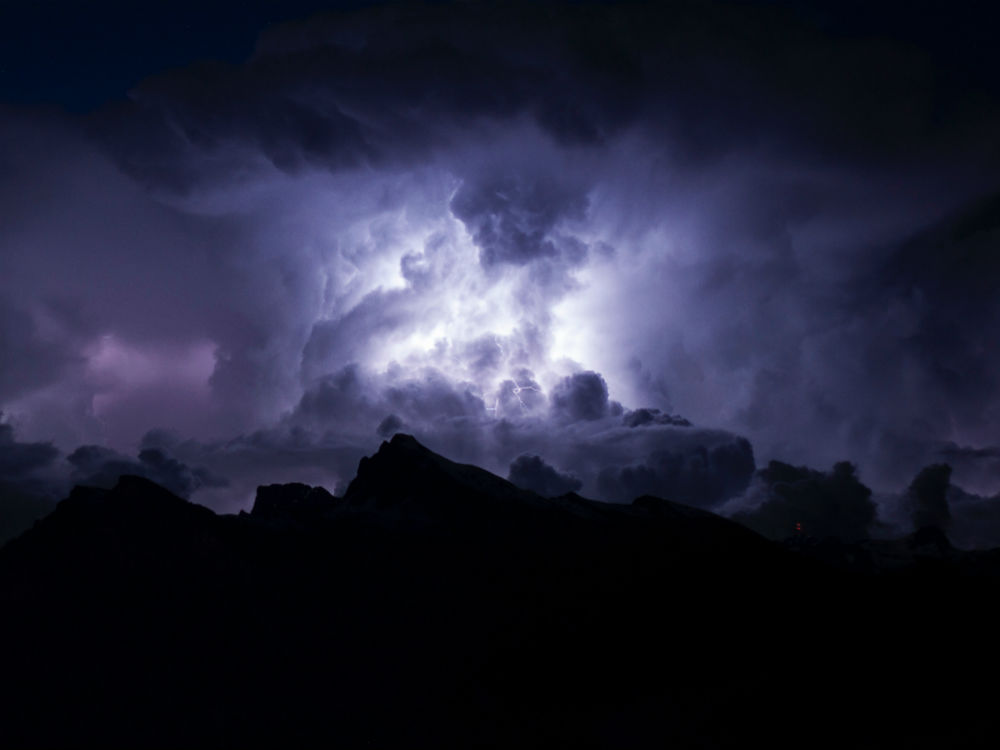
{"left": 304, "top": 173, "right": 603, "bottom": 419}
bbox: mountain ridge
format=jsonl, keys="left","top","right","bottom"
{"left": 1, "top": 434, "right": 998, "bottom": 747}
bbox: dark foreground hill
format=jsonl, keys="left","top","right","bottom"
{"left": 1, "top": 434, "right": 998, "bottom": 747}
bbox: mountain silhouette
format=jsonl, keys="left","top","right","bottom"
{"left": 1, "top": 434, "right": 998, "bottom": 747}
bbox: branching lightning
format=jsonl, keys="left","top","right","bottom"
{"left": 511, "top": 380, "right": 539, "bottom": 409}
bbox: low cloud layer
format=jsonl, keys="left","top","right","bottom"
{"left": 724, "top": 460, "right": 877, "bottom": 542}
{"left": 66, "top": 441, "right": 227, "bottom": 500}
{"left": 906, "top": 464, "right": 953, "bottom": 531}
{"left": 3, "top": 3, "right": 1000, "bottom": 540}
{"left": 508, "top": 454, "right": 582, "bottom": 498}
{"left": 0, "top": 420, "right": 62, "bottom": 543}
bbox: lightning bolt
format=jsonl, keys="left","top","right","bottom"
{"left": 511, "top": 380, "right": 539, "bottom": 409}
{"left": 484, "top": 337, "right": 539, "bottom": 415}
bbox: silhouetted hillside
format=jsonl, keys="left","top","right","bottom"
{"left": 1, "top": 435, "right": 998, "bottom": 747}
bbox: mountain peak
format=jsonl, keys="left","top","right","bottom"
{"left": 378, "top": 432, "right": 451, "bottom": 464}
{"left": 251, "top": 482, "right": 339, "bottom": 520}
{"left": 342, "top": 433, "right": 538, "bottom": 518}
{"left": 43, "top": 473, "right": 216, "bottom": 535}
{"left": 387, "top": 432, "right": 423, "bottom": 449}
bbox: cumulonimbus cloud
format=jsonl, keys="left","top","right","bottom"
{"left": 2, "top": 3, "right": 1000, "bottom": 531}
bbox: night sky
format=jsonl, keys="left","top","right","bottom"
{"left": 3, "top": 1, "right": 1000, "bottom": 542}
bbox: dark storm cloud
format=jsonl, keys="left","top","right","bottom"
{"left": 870, "top": 197, "right": 1000, "bottom": 433}
{"left": 292, "top": 365, "right": 486, "bottom": 430}
{"left": 945, "top": 485, "right": 1000, "bottom": 550}
{"left": 724, "top": 461, "right": 877, "bottom": 542}
{"left": 0, "top": 422, "right": 59, "bottom": 479}
{"left": 66, "top": 443, "right": 227, "bottom": 499}
{"left": 384, "top": 372, "right": 486, "bottom": 423}
{"left": 0, "top": 420, "right": 62, "bottom": 545}
{"left": 105, "top": 2, "right": 647, "bottom": 185}
{"left": 766, "top": 194, "right": 1000, "bottom": 492}
{"left": 905, "top": 464, "right": 952, "bottom": 531}
{"left": 376, "top": 413, "right": 405, "bottom": 438}
{"left": 940, "top": 444, "right": 1000, "bottom": 461}
{"left": 449, "top": 174, "right": 589, "bottom": 267}
{"left": 101, "top": 2, "right": 1000, "bottom": 184}
{"left": 622, "top": 408, "right": 692, "bottom": 428}
{"left": 0, "top": 300, "right": 80, "bottom": 402}
{"left": 596, "top": 435, "right": 755, "bottom": 507}
{"left": 490, "top": 401, "right": 759, "bottom": 509}
{"left": 550, "top": 371, "right": 619, "bottom": 423}
{"left": 3, "top": 1, "right": 1000, "bottom": 523}
{"left": 933, "top": 443, "right": 1000, "bottom": 494}
{"left": 508, "top": 454, "right": 582, "bottom": 497}
{"left": 293, "top": 364, "right": 371, "bottom": 424}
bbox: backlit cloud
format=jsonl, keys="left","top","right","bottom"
{"left": 2, "top": 2, "right": 1000, "bottom": 535}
